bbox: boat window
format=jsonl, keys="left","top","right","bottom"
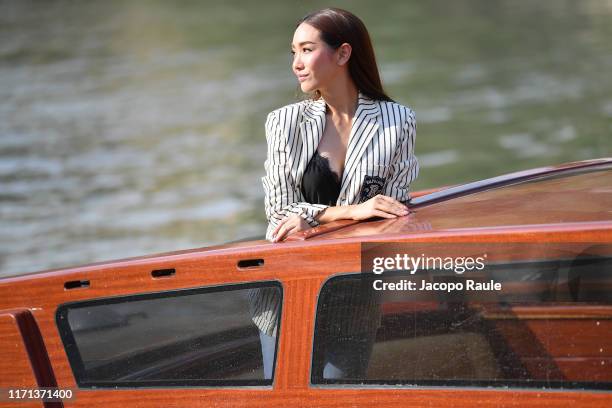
{"left": 311, "top": 253, "right": 612, "bottom": 389}
{"left": 56, "top": 281, "right": 282, "bottom": 388}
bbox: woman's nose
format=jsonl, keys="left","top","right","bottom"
{"left": 292, "top": 54, "right": 303, "bottom": 71}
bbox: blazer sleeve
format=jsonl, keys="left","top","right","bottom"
{"left": 383, "top": 108, "right": 419, "bottom": 203}
{"left": 262, "top": 110, "right": 329, "bottom": 240}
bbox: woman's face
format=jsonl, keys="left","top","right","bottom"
{"left": 291, "top": 23, "right": 339, "bottom": 94}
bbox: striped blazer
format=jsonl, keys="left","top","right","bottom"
{"left": 262, "top": 92, "right": 418, "bottom": 240}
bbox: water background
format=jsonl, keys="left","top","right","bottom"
{"left": 1, "top": 0, "right": 611, "bottom": 277}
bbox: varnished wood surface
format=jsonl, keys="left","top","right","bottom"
{"left": 286, "top": 219, "right": 361, "bottom": 241}
{"left": 0, "top": 311, "right": 37, "bottom": 387}
{"left": 0, "top": 228, "right": 610, "bottom": 406}
{"left": 0, "top": 311, "right": 42, "bottom": 408}
{"left": 22, "top": 388, "right": 612, "bottom": 408}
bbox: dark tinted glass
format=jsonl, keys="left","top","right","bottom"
{"left": 57, "top": 282, "right": 281, "bottom": 387}
{"left": 312, "top": 255, "right": 612, "bottom": 389}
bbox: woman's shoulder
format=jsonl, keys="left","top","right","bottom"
{"left": 377, "top": 99, "right": 416, "bottom": 123}
{"left": 266, "top": 98, "right": 325, "bottom": 122}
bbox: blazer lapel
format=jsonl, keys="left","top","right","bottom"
{"left": 338, "top": 93, "right": 381, "bottom": 201}
{"left": 296, "top": 98, "right": 327, "bottom": 184}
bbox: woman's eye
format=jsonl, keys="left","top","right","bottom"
{"left": 303, "top": 48, "right": 312, "bottom": 53}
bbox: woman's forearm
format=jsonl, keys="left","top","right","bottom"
{"left": 315, "top": 205, "right": 355, "bottom": 223}
{"left": 314, "top": 195, "right": 409, "bottom": 225}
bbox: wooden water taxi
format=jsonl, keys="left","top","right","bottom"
{"left": 1, "top": 158, "right": 611, "bottom": 407}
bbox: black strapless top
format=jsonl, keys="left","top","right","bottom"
{"left": 300, "top": 151, "right": 341, "bottom": 206}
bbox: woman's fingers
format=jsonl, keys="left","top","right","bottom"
{"left": 272, "top": 225, "right": 287, "bottom": 242}
{"left": 271, "top": 217, "right": 289, "bottom": 238}
{"left": 378, "top": 194, "right": 406, "bottom": 205}
{"left": 273, "top": 222, "right": 298, "bottom": 242}
{"left": 373, "top": 197, "right": 409, "bottom": 217}
{"left": 372, "top": 209, "right": 398, "bottom": 219}
{"left": 375, "top": 201, "right": 404, "bottom": 215}
{"left": 272, "top": 215, "right": 303, "bottom": 242}
{"left": 377, "top": 195, "right": 408, "bottom": 212}
{"left": 273, "top": 221, "right": 290, "bottom": 242}
{"left": 353, "top": 194, "right": 409, "bottom": 221}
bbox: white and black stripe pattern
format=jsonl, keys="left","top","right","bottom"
{"left": 247, "top": 287, "right": 281, "bottom": 337}
{"left": 262, "top": 92, "right": 418, "bottom": 240}
{"left": 252, "top": 93, "right": 418, "bottom": 336}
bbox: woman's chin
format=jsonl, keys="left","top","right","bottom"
{"left": 300, "top": 83, "right": 315, "bottom": 93}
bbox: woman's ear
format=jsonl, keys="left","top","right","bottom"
{"left": 337, "top": 43, "right": 352, "bottom": 66}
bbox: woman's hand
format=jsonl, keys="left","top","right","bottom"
{"left": 271, "top": 214, "right": 311, "bottom": 242}
{"left": 349, "top": 194, "right": 409, "bottom": 221}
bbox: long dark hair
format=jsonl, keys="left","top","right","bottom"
{"left": 297, "top": 8, "right": 393, "bottom": 102}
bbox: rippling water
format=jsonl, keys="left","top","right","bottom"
{"left": 1, "top": 0, "right": 611, "bottom": 276}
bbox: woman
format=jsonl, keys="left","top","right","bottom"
{"left": 263, "top": 7, "right": 418, "bottom": 243}
{"left": 252, "top": 7, "right": 418, "bottom": 380}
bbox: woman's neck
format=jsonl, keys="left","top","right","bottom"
{"left": 319, "top": 78, "right": 359, "bottom": 122}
